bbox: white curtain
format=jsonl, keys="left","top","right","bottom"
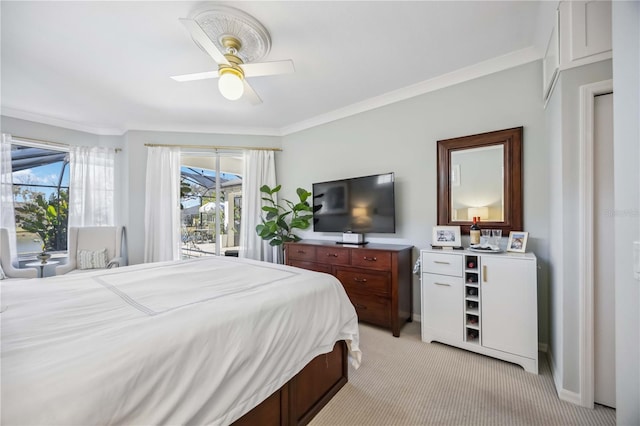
{"left": 0, "top": 134, "right": 18, "bottom": 266}
{"left": 144, "top": 146, "right": 181, "bottom": 263}
{"left": 68, "top": 146, "right": 115, "bottom": 227}
{"left": 239, "top": 150, "right": 277, "bottom": 262}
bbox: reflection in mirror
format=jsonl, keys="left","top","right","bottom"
{"left": 450, "top": 145, "right": 504, "bottom": 222}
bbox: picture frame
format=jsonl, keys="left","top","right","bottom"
{"left": 507, "top": 231, "right": 529, "bottom": 253}
{"left": 432, "top": 225, "right": 462, "bottom": 248}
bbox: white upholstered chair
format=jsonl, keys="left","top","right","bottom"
{"left": 56, "top": 226, "right": 125, "bottom": 275}
{"left": 0, "top": 228, "right": 37, "bottom": 279}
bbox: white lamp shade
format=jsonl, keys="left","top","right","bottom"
{"left": 218, "top": 73, "right": 244, "bottom": 100}
{"left": 468, "top": 206, "right": 489, "bottom": 221}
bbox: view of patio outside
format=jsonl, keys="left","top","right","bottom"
{"left": 179, "top": 165, "right": 242, "bottom": 258}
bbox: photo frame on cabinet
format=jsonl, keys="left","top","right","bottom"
{"left": 507, "top": 231, "right": 529, "bottom": 253}
{"left": 432, "top": 226, "right": 462, "bottom": 248}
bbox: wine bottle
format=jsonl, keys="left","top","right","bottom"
{"left": 470, "top": 216, "right": 480, "bottom": 246}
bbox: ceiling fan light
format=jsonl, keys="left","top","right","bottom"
{"left": 218, "top": 72, "right": 244, "bottom": 100}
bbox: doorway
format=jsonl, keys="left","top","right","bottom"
{"left": 179, "top": 151, "right": 243, "bottom": 258}
{"left": 593, "top": 92, "right": 615, "bottom": 408}
{"left": 578, "top": 79, "right": 615, "bottom": 409}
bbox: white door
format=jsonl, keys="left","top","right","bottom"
{"left": 481, "top": 256, "right": 537, "bottom": 359}
{"left": 594, "top": 92, "right": 615, "bottom": 408}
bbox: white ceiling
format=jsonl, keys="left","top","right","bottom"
{"left": 1, "top": 1, "right": 546, "bottom": 136}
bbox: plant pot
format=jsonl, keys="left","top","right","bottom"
{"left": 36, "top": 252, "right": 51, "bottom": 264}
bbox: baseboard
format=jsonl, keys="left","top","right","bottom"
{"left": 547, "top": 349, "right": 583, "bottom": 406}
{"left": 412, "top": 313, "right": 421, "bottom": 323}
{"left": 538, "top": 342, "right": 549, "bottom": 353}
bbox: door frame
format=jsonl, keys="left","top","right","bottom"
{"left": 578, "top": 79, "right": 613, "bottom": 408}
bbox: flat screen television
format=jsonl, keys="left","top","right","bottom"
{"left": 312, "top": 172, "right": 396, "bottom": 234}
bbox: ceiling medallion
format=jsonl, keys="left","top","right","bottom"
{"left": 191, "top": 5, "right": 271, "bottom": 64}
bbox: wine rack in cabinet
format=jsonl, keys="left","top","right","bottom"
{"left": 420, "top": 249, "right": 538, "bottom": 373}
{"left": 464, "top": 255, "right": 480, "bottom": 344}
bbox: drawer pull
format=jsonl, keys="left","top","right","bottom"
{"left": 327, "top": 253, "right": 339, "bottom": 258}
{"left": 363, "top": 256, "right": 377, "bottom": 262}
{"left": 434, "top": 282, "right": 451, "bottom": 287}
{"left": 434, "top": 261, "right": 450, "bottom": 265}
{"left": 296, "top": 250, "right": 306, "bottom": 254}
{"left": 354, "top": 303, "right": 367, "bottom": 310}
{"left": 353, "top": 277, "right": 368, "bottom": 283}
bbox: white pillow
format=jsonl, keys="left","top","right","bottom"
{"left": 0, "top": 263, "right": 6, "bottom": 280}
{"left": 77, "top": 248, "right": 109, "bottom": 270}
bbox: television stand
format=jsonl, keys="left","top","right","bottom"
{"left": 284, "top": 240, "right": 413, "bottom": 336}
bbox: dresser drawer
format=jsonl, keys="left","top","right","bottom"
{"left": 350, "top": 249, "right": 392, "bottom": 271}
{"left": 349, "top": 292, "right": 391, "bottom": 327}
{"left": 335, "top": 267, "right": 390, "bottom": 297}
{"left": 421, "top": 251, "right": 462, "bottom": 277}
{"left": 287, "top": 245, "right": 317, "bottom": 262}
{"left": 316, "top": 246, "right": 351, "bottom": 265}
{"left": 288, "top": 260, "right": 332, "bottom": 274}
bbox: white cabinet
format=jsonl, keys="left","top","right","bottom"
{"left": 421, "top": 249, "right": 538, "bottom": 373}
{"left": 421, "top": 252, "right": 463, "bottom": 343}
{"left": 559, "top": 0, "right": 612, "bottom": 70}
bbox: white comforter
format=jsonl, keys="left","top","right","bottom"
{"left": 0, "top": 256, "right": 360, "bottom": 425}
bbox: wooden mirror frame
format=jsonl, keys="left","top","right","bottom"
{"left": 437, "top": 127, "right": 523, "bottom": 235}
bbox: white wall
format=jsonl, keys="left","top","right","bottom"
{"left": 612, "top": 2, "right": 640, "bottom": 423}
{"left": 279, "top": 61, "right": 550, "bottom": 345}
{"left": 545, "top": 74, "right": 563, "bottom": 387}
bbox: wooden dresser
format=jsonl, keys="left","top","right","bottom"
{"left": 285, "top": 240, "right": 413, "bottom": 337}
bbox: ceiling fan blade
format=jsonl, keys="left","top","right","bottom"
{"left": 170, "top": 70, "right": 219, "bottom": 82}
{"left": 240, "top": 60, "right": 295, "bottom": 78}
{"left": 243, "top": 79, "right": 263, "bottom": 105}
{"left": 179, "top": 18, "right": 230, "bottom": 66}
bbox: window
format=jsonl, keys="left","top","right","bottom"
{"left": 180, "top": 151, "right": 242, "bottom": 258}
{"left": 11, "top": 143, "right": 69, "bottom": 255}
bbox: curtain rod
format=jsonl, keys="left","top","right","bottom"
{"left": 12, "top": 135, "right": 122, "bottom": 153}
{"left": 144, "top": 143, "right": 282, "bottom": 152}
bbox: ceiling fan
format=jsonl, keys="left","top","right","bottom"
{"left": 171, "top": 6, "right": 295, "bottom": 105}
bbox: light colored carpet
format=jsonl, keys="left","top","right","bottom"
{"left": 310, "top": 322, "right": 615, "bottom": 426}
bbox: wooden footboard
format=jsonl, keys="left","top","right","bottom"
{"left": 233, "top": 341, "right": 348, "bottom": 426}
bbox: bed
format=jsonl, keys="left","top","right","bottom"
{"left": 0, "top": 256, "right": 361, "bottom": 425}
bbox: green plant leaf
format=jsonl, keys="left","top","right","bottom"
{"left": 296, "top": 188, "right": 311, "bottom": 202}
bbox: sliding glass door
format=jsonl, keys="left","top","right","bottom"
{"left": 179, "top": 150, "right": 243, "bottom": 258}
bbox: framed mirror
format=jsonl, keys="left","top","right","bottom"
{"left": 437, "top": 127, "right": 522, "bottom": 235}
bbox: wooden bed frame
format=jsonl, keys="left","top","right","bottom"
{"left": 233, "top": 341, "right": 348, "bottom": 426}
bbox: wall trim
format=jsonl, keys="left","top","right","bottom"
{"left": 1, "top": 107, "right": 125, "bottom": 136}
{"left": 547, "top": 348, "right": 582, "bottom": 405}
{"left": 577, "top": 79, "right": 613, "bottom": 409}
{"left": 281, "top": 46, "right": 539, "bottom": 136}
{"left": 3, "top": 46, "right": 541, "bottom": 138}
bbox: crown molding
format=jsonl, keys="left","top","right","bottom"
{"left": 2, "top": 46, "right": 541, "bottom": 138}
{"left": 280, "top": 46, "right": 541, "bottom": 136}
{"left": 126, "top": 123, "right": 282, "bottom": 137}
{"left": 1, "top": 106, "right": 282, "bottom": 137}
{"left": 1, "top": 107, "right": 125, "bottom": 136}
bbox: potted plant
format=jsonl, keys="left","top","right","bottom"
{"left": 255, "top": 185, "right": 314, "bottom": 250}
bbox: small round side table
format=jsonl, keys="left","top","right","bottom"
{"left": 25, "top": 260, "right": 60, "bottom": 278}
